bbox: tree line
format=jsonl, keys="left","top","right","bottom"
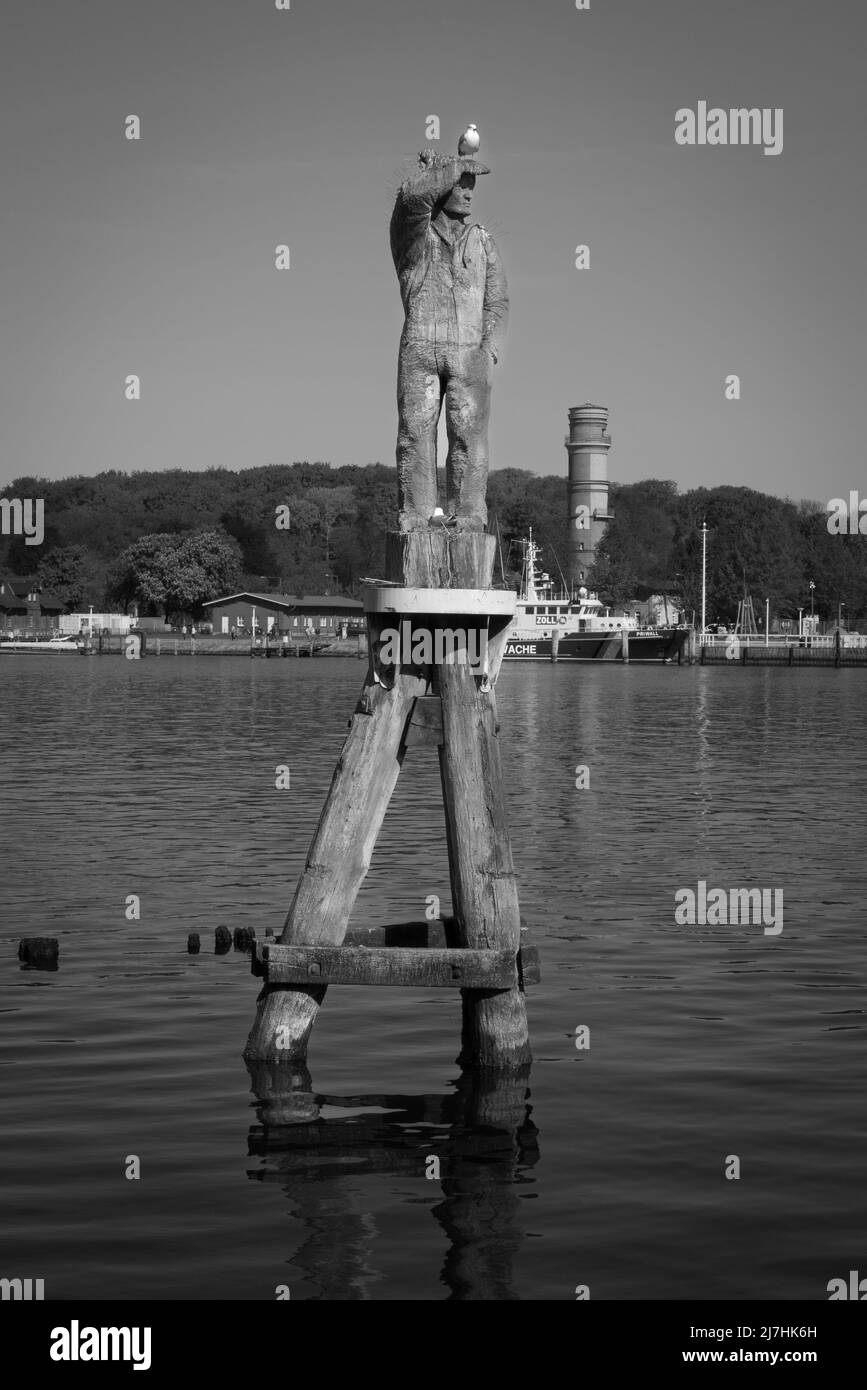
{"left": 0, "top": 465, "right": 862, "bottom": 627}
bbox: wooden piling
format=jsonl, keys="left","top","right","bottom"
{"left": 18, "top": 937, "right": 59, "bottom": 968}
{"left": 244, "top": 527, "right": 534, "bottom": 1073}
{"left": 244, "top": 668, "right": 428, "bottom": 1063}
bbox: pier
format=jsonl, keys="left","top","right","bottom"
{"left": 692, "top": 632, "right": 867, "bottom": 667}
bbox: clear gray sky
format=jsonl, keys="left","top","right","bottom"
{"left": 0, "top": 0, "right": 864, "bottom": 501}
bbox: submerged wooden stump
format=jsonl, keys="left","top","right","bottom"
{"left": 244, "top": 528, "right": 533, "bottom": 1072}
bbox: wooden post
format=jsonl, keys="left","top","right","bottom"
{"left": 244, "top": 669, "right": 427, "bottom": 1064}
{"left": 244, "top": 526, "right": 533, "bottom": 1073}
{"left": 395, "top": 530, "right": 530, "bottom": 1071}
{"left": 621, "top": 628, "right": 630, "bottom": 663}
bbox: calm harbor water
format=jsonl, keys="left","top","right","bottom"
{"left": 1, "top": 656, "right": 865, "bottom": 1300}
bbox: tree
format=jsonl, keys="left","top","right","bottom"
{"left": 305, "top": 485, "right": 355, "bottom": 572}
{"left": 35, "top": 546, "right": 98, "bottom": 609}
{"left": 108, "top": 530, "right": 242, "bottom": 619}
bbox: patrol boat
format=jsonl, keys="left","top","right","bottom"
{"left": 502, "top": 534, "right": 689, "bottom": 663}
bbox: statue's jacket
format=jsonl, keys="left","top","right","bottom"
{"left": 390, "top": 158, "right": 509, "bottom": 360}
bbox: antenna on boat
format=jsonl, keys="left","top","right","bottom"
{"left": 549, "top": 544, "right": 570, "bottom": 596}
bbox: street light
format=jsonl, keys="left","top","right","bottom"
{"left": 700, "top": 522, "right": 708, "bottom": 637}
{"left": 809, "top": 579, "right": 815, "bottom": 624}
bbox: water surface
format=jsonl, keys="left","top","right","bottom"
{"left": 1, "top": 656, "right": 865, "bottom": 1299}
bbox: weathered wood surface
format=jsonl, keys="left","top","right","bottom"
{"left": 404, "top": 694, "right": 443, "bottom": 747}
{"left": 259, "top": 943, "right": 538, "bottom": 988}
{"left": 251, "top": 925, "right": 539, "bottom": 982}
{"left": 262, "top": 944, "right": 518, "bottom": 988}
{"left": 323, "top": 919, "right": 454, "bottom": 948}
{"left": 386, "top": 529, "right": 496, "bottom": 588}
{"left": 243, "top": 670, "right": 427, "bottom": 1064}
{"left": 279, "top": 675, "right": 427, "bottom": 944}
{"left": 516, "top": 946, "right": 541, "bottom": 985}
{"left": 427, "top": 533, "right": 531, "bottom": 1069}
{"left": 251, "top": 917, "right": 531, "bottom": 958}
{"left": 244, "top": 528, "right": 535, "bottom": 1071}
{"left": 18, "top": 937, "right": 59, "bottom": 967}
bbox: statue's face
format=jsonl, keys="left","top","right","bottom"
{"left": 442, "top": 172, "right": 476, "bottom": 218}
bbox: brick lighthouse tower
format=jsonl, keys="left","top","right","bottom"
{"left": 566, "top": 402, "right": 613, "bottom": 587}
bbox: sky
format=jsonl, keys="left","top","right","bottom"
{"left": 0, "top": 0, "right": 864, "bottom": 504}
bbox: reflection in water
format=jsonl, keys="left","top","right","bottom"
{"left": 246, "top": 1062, "right": 539, "bottom": 1301}
{"left": 694, "top": 668, "right": 713, "bottom": 851}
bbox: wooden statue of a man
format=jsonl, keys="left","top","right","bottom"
{"left": 390, "top": 139, "right": 509, "bottom": 533}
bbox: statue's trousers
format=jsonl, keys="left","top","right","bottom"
{"left": 396, "top": 338, "right": 493, "bottom": 531}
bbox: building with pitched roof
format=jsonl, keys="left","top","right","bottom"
{"left": 202, "top": 591, "right": 363, "bottom": 638}
{"left": 0, "top": 576, "right": 66, "bottom": 633}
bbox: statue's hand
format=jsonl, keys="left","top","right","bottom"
{"left": 416, "top": 150, "right": 490, "bottom": 177}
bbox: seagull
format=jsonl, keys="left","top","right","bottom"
{"left": 458, "top": 124, "right": 480, "bottom": 156}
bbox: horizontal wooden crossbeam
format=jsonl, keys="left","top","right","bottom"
{"left": 257, "top": 943, "right": 540, "bottom": 989}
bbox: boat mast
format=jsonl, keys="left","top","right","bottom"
{"left": 524, "top": 528, "right": 540, "bottom": 603}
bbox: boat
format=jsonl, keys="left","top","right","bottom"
{"left": 0, "top": 634, "right": 82, "bottom": 654}
{"left": 502, "top": 534, "right": 690, "bottom": 663}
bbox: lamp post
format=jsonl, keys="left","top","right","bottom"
{"left": 809, "top": 579, "right": 815, "bottom": 626}
{"left": 700, "top": 522, "right": 708, "bottom": 637}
